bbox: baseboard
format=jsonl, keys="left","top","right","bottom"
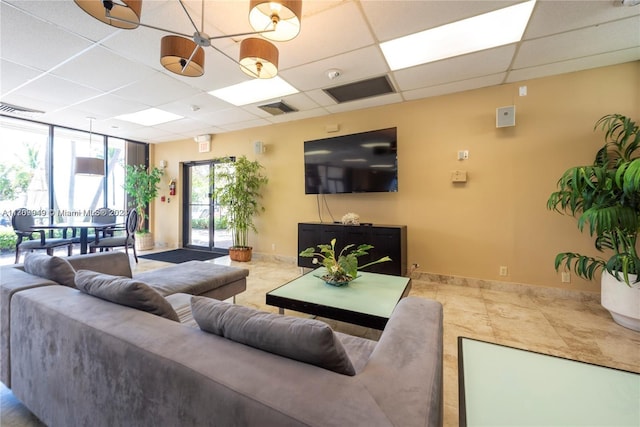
{"left": 412, "top": 271, "right": 600, "bottom": 302}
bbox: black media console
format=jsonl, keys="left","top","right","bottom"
{"left": 297, "top": 222, "right": 407, "bottom": 276}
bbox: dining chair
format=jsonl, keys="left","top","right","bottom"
{"left": 11, "top": 208, "right": 74, "bottom": 264}
{"left": 89, "top": 209, "right": 138, "bottom": 263}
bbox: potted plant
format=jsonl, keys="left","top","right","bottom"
{"left": 123, "top": 164, "right": 164, "bottom": 250}
{"left": 212, "top": 156, "right": 268, "bottom": 262}
{"left": 299, "top": 238, "right": 391, "bottom": 286}
{"left": 547, "top": 113, "right": 640, "bottom": 330}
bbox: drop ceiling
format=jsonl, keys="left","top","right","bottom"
{"left": 1, "top": 0, "right": 639, "bottom": 143}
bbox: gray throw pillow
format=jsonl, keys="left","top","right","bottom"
{"left": 75, "top": 270, "right": 179, "bottom": 322}
{"left": 24, "top": 253, "right": 77, "bottom": 288}
{"left": 191, "top": 296, "right": 356, "bottom": 376}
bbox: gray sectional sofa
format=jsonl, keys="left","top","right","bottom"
{"left": 0, "top": 252, "right": 444, "bottom": 426}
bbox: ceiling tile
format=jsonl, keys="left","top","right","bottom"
{"left": 0, "top": 2, "right": 93, "bottom": 70}
{"left": 280, "top": 45, "right": 389, "bottom": 91}
{"left": 111, "top": 72, "right": 202, "bottom": 106}
{"left": 402, "top": 73, "right": 507, "bottom": 101}
{"left": 514, "top": 16, "right": 640, "bottom": 69}
{"left": 361, "top": 0, "right": 521, "bottom": 42}
{"left": 51, "top": 46, "right": 158, "bottom": 92}
{"left": 525, "top": 0, "right": 640, "bottom": 39}
{"left": 277, "top": 1, "right": 375, "bottom": 70}
{"left": 11, "top": 75, "right": 103, "bottom": 110}
{"left": 393, "top": 45, "right": 516, "bottom": 91}
{"left": 507, "top": 48, "right": 640, "bottom": 83}
{"left": 0, "top": 60, "right": 42, "bottom": 96}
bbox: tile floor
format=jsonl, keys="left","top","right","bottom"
{"left": 1, "top": 251, "right": 639, "bottom": 426}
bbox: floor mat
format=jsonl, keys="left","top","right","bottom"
{"left": 139, "top": 249, "right": 227, "bottom": 264}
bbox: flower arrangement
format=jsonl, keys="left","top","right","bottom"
{"left": 299, "top": 238, "right": 391, "bottom": 286}
{"left": 341, "top": 212, "right": 360, "bottom": 225}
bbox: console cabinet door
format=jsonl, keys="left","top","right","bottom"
{"left": 297, "top": 223, "right": 406, "bottom": 276}
{"left": 298, "top": 223, "right": 321, "bottom": 268}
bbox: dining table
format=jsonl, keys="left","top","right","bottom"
{"left": 31, "top": 221, "right": 121, "bottom": 255}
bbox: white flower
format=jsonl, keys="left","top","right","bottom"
{"left": 341, "top": 212, "right": 360, "bottom": 225}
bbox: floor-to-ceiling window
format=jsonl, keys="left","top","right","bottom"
{"left": 0, "top": 117, "right": 50, "bottom": 225}
{"left": 0, "top": 115, "right": 146, "bottom": 250}
{"left": 53, "top": 127, "right": 106, "bottom": 220}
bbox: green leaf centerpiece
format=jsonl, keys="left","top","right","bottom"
{"left": 299, "top": 238, "right": 391, "bottom": 286}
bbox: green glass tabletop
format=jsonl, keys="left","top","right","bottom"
{"left": 459, "top": 337, "right": 640, "bottom": 426}
{"left": 267, "top": 268, "right": 411, "bottom": 319}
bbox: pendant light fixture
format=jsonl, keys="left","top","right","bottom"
{"left": 74, "top": 0, "right": 303, "bottom": 79}
{"left": 248, "top": 0, "right": 302, "bottom": 41}
{"left": 160, "top": 35, "right": 205, "bottom": 77}
{"left": 74, "top": 0, "right": 142, "bottom": 29}
{"left": 239, "top": 38, "right": 279, "bottom": 79}
{"left": 75, "top": 117, "right": 105, "bottom": 176}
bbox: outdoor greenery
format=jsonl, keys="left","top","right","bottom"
{"left": 212, "top": 156, "right": 268, "bottom": 248}
{"left": 191, "top": 216, "right": 228, "bottom": 231}
{"left": 0, "top": 145, "right": 38, "bottom": 202}
{"left": 547, "top": 113, "right": 640, "bottom": 285}
{"left": 123, "top": 164, "right": 164, "bottom": 233}
{"left": 300, "top": 238, "right": 391, "bottom": 284}
{"left": 0, "top": 230, "right": 17, "bottom": 252}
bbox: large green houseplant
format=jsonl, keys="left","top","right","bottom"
{"left": 547, "top": 113, "right": 640, "bottom": 330}
{"left": 123, "top": 164, "right": 164, "bottom": 249}
{"left": 212, "top": 156, "right": 268, "bottom": 262}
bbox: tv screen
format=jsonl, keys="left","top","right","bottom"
{"left": 304, "top": 127, "right": 398, "bottom": 194}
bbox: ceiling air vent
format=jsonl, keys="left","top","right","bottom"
{"left": 323, "top": 75, "right": 395, "bottom": 104}
{"left": 258, "top": 101, "right": 297, "bottom": 116}
{"left": 0, "top": 102, "right": 45, "bottom": 116}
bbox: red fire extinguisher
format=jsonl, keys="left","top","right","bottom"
{"left": 169, "top": 179, "right": 176, "bottom": 196}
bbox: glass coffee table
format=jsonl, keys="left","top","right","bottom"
{"left": 266, "top": 269, "right": 411, "bottom": 330}
{"left": 458, "top": 337, "right": 640, "bottom": 426}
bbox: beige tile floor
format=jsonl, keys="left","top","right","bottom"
{"left": 1, "top": 252, "right": 639, "bottom": 426}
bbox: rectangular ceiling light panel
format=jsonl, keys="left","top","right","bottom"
{"left": 381, "top": 0, "right": 536, "bottom": 71}
{"left": 115, "top": 108, "right": 183, "bottom": 126}
{"left": 209, "top": 77, "right": 299, "bottom": 106}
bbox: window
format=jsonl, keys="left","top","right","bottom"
{"left": 0, "top": 117, "right": 49, "bottom": 225}
{"left": 0, "top": 115, "right": 145, "bottom": 227}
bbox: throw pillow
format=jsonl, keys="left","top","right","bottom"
{"left": 191, "top": 296, "right": 356, "bottom": 376}
{"left": 24, "top": 253, "right": 77, "bottom": 288}
{"left": 75, "top": 270, "right": 179, "bottom": 322}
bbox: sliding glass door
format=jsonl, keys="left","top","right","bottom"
{"left": 183, "top": 160, "right": 230, "bottom": 251}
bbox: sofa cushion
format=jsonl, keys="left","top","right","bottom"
{"left": 191, "top": 296, "right": 356, "bottom": 376}
{"left": 24, "top": 253, "right": 77, "bottom": 288}
{"left": 75, "top": 270, "right": 179, "bottom": 322}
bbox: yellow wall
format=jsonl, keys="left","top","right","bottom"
{"left": 151, "top": 61, "right": 640, "bottom": 292}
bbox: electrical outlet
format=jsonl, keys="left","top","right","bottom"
{"left": 271, "top": 243, "right": 276, "bottom": 251}
{"left": 499, "top": 266, "right": 508, "bottom": 276}
{"left": 411, "top": 263, "right": 420, "bottom": 269}
{"left": 561, "top": 272, "right": 571, "bottom": 283}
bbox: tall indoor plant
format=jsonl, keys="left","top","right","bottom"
{"left": 547, "top": 113, "right": 640, "bottom": 330}
{"left": 123, "top": 164, "right": 164, "bottom": 250}
{"left": 213, "top": 156, "right": 268, "bottom": 262}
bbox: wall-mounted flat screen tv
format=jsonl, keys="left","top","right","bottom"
{"left": 303, "top": 127, "right": 398, "bottom": 194}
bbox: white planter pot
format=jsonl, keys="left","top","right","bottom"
{"left": 601, "top": 270, "right": 640, "bottom": 331}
